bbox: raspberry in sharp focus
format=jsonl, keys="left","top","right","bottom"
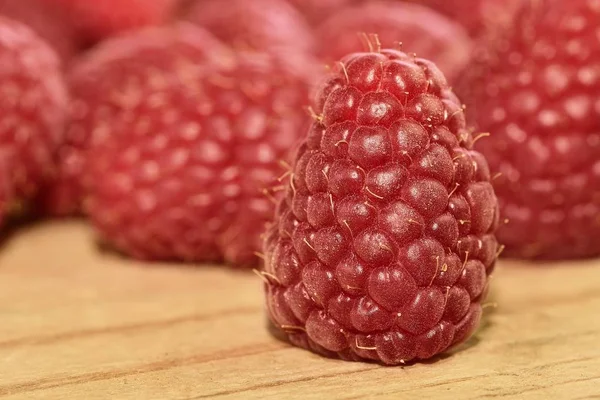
{"left": 316, "top": 1, "right": 473, "bottom": 82}
{"left": 41, "top": 23, "right": 232, "bottom": 216}
{"left": 0, "top": 17, "right": 68, "bottom": 200}
{"left": 262, "top": 48, "right": 500, "bottom": 365}
{"left": 185, "top": 0, "right": 315, "bottom": 53}
{"left": 86, "top": 47, "right": 319, "bottom": 266}
{"left": 457, "top": 0, "right": 600, "bottom": 259}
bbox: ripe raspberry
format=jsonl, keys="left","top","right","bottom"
{"left": 41, "top": 23, "right": 232, "bottom": 216}
{"left": 404, "top": 0, "right": 522, "bottom": 37}
{"left": 262, "top": 49, "right": 500, "bottom": 364}
{"left": 86, "top": 50, "right": 318, "bottom": 266}
{"left": 0, "top": 17, "right": 68, "bottom": 199}
{"left": 0, "top": 0, "right": 80, "bottom": 61}
{"left": 457, "top": 0, "right": 600, "bottom": 259}
{"left": 48, "top": 0, "right": 177, "bottom": 42}
{"left": 185, "top": 0, "right": 315, "bottom": 53}
{"left": 316, "top": 1, "right": 472, "bottom": 82}
{"left": 287, "top": 0, "right": 356, "bottom": 24}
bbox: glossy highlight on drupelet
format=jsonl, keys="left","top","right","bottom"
{"left": 262, "top": 46, "right": 500, "bottom": 365}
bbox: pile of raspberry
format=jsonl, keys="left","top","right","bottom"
{"left": 0, "top": 0, "right": 597, "bottom": 366}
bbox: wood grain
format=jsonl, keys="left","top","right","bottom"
{"left": 0, "top": 221, "right": 599, "bottom": 399}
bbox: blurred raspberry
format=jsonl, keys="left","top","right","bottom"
{"left": 0, "top": 0, "right": 80, "bottom": 61}
{"left": 41, "top": 23, "right": 232, "bottom": 216}
{"left": 262, "top": 49, "right": 499, "bottom": 364}
{"left": 458, "top": 0, "right": 600, "bottom": 259}
{"left": 0, "top": 17, "right": 68, "bottom": 201}
{"left": 87, "top": 50, "right": 318, "bottom": 266}
{"left": 316, "top": 1, "right": 472, "bottom": 82}
{"left": 185, "top": 0, "right": 315, "bottom": 53}
{"left": 287, "top": 0, "right": 356, "bottom": 24}
{"left": 48, "top": 0, "right": 178, "bottom": 43}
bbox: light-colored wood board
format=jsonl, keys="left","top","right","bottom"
{"left": 0, "top": 221, "right": 598, "bottom": 399}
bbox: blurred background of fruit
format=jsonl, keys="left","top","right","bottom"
{"left": 0, "top": 0, "right": 597, "bottom": 265}
{"left": 314, "top": 1, "right": 473, "bottom": 81}
{"left": 456, "top": 0, "right": 600, "bottom": 259}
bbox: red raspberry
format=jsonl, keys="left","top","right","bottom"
{"left": 41, "top": 24, "right": 232, "bottom": 216}
{"left": 86, "top": 49, "right": 318, "bottom": 266}
{"left": 186, "top": 0, "right": 315, "bottom": 53}
{"left": 316, "top": 1, "right": 472, "bottom": 82}
{"left": 287, "top": 0, "right": 356, "bottom": 24}
{"left": 48, "top": 0, "right": 178, "bottom": 42}
{"left": 457, "top": 0, "right": 600, "bottom": 259}
{"left": 0, "top": 0, "right": 80, "bottom": 61}
{"left": 0, "top": 17, "right": 68, "bottom": 199}
{"left": 262, "top": 49, "right": 500, "bottom": 364}
{"left": 405, "top": 0, "right": 522, "bottom": 37}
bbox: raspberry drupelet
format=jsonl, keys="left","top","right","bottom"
{"left": 262, "top": 48, "right": 500, "bottom": 364}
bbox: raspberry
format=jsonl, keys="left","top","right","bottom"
{"left": 457, "top": 0, "right": 600, "bottom": 259}
{"left": 262, "top": 49, "right": 500, "bottom": 364}
{"left": 186, "top": 0, "right": 315, "bottom": 53}
{"left": 0, "top": 0, "right": 80, "bottom": 61}
{"left": 86, "top": 48, "right": 318, "bottom": 266}
{"left": 48, "top": 0, "right": 177, "bottom": 42}
{"left": 41, "top": 23, "right": 232, "bottom": 216}
{"left": 287, "top": 0, "right": 356, "bottom": 24}
{"left": 404, "top": 0, "right": 522, "bottom": 37}
{"left": 38, "top": 145, "right": 85, "bottom": 216}
{"left": 316, "top": 1, "right": 472, "bottom": 82}
{"left": 0, "top": 17, "right": 68, "bottom": 200}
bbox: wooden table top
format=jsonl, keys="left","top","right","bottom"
{"left": 0, "top": 221, "right": 599, "bottom": 399}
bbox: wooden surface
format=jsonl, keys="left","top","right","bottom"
{"left": 0, "top": 221, "right": 599, "bottom": 399}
